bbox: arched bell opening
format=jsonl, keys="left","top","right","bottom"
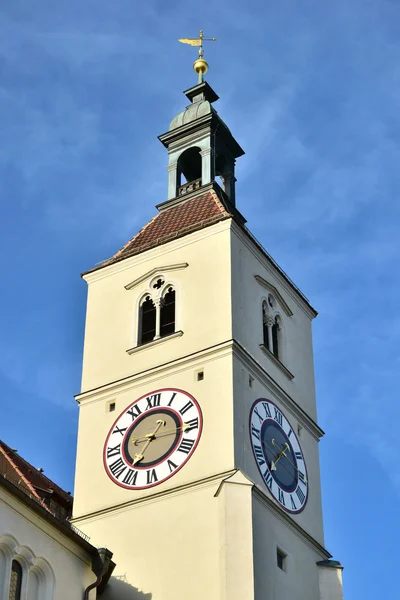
{"left": 215, "top": 152, "right": 236, "bottom": 206}
{"left": 177, "top": 147, "right": 202, "bottom": 196}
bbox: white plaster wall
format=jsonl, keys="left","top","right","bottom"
{"left": 81, "top": 221, "right": 233, "bottom": 393}
{"left": 252, "top": 493, "right": 325, "bottom": 600}
{"left": 230, "top": 225, "right": 318, "bottom": 420}
{"left": 318, "top": 567, "right": 344, "bottom": 600}
{"left": 73, "top": 351, "right": 235, "bottom": 518}
{"left": 0, "top": 488, "right": 95, "bottom": 600}
{"left": 76, "top": 480, "right": 223, "bottom": 600}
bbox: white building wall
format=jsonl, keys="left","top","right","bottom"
{"left": 0, "top": 488, "right": 95, "bottom": 600}
{"left": 252, "top": 493, "right": 325, "bottom": 600}
{"left": 81, "top": 221, "right": 233, "bottom": 393}
{"left": 230, "top": 224, "right": 318, "bottom": 421}
{"left": 232, "top": 353, "right": 325, "bottom": 544}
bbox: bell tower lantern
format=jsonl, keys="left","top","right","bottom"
{"left": 158, "top": 37, "right": 244, "bottom": 207}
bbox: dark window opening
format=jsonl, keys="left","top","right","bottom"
{"left": 109, "top": 402, "right": 116, "bottom": 412}
{"left": 160, "top": 288, "right": 176, "bottom": 338}
{"left": 277, "top": 549, "right": 286, "bottom": 571}
{"left": 263, "top": 305, "right": 270, "bottom": 350}
{"left": 272, "top": 318, "right": 279, "bottom": 359}
{"left": 263, "top": 321, "right": 270, "bottom": 350}
{"left": 197, "top": 371, "right": 204, "bottom": 381}
{"left": 140, "top": 296, "right": 156, "bottom": 344}
{"left": 178, "top": 147, "right": 202, "bottom": 185}
{"left": 9, "top": 561, "right": 22, "bottom": 600}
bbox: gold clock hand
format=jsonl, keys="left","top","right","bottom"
{"left": 270, "top": 439, "right": 307, "bottom": 483}
{"left": 131, "top": 423, "right": 190, "bottom": 445}
{"left": 132, "top": 420, "right": 165, "bottom": 465}
{"left": 270, "top": 439, "right": 290, "bottom": 471}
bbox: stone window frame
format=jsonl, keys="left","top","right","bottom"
{"left": 262, "top": 295, "right": 286, "bottom": 362}
{"left": 0, "top": 533, "right": 55, "bottom": 600}
{"left": 134, "top": 276, "right": 181, "bottom": 349}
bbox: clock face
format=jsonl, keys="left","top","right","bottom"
{"left": 249, "top": 398, "right": 308, "bottom": 513}
{"left": 104, "top": 388, "right": 202, "bottom": 490}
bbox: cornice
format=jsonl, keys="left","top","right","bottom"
{"left": 82, "top": 219, "right": 232, "bottom": 285}
{"left": 71, "top": 469, "right": 237, "bottom": 524}
{"left": 252, "top": 484, "right": 331, "bottom": 559}
{"left": 75, "top": 338, "right": 323, "bottom": 439}
{"left": 231, "top": 340, "right": 324, "bottom": 439}
{"left": 76, "top": 339, "right": 235, "bottom": 404}
{"left": 230, "top": 221, "right": 317, "bottom": 320}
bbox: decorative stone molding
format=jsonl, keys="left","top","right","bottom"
{"left": 125, "top": 263, "right": 188, "bottom": 291}
{"left": 127, "top": 330, "right": 183, "bottom": 355}
{"left": 260, "top": 344, "right": 294, "bottom": 380}
{"left": 255, "top": 275, "right": 293, "bottom": 316}
{"left": 264, "top": 315, "right": 275, "bottom": 328}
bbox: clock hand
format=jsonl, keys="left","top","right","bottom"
{"left": 131, "top": 423, "right": 190, "bottom": 445}
{"left": 270, "top": 439, "right": 307, "bottom": 483}
{"left": 270, "top": 439, "right": 290, "bottom": 471}
{"left": 132, "top": 419, "right": 166, "bottom": 465}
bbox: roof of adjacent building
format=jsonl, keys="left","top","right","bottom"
{"left": 0, "top": 440, "right": 72, "bottom": 515}
{"left": 98, "top": 188, "right": 232, "bottom": 270}
{"left": 0, "top": 440, "right": 116, "bottom": 579}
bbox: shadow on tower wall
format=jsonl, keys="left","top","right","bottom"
{"left": 101, "top": 575, "right": 152, "bottom": 600}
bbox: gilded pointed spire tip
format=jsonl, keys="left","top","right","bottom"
{"left": 178, "top": 30, "right": 217, "bottom": 83}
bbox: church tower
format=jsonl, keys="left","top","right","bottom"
{"left": 72, "top": 39, "right": 344, "bottom": 600}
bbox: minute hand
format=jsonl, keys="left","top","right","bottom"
{"left": 131, "top": 423, "right": 190, "bottom": 445}
{"left": 271, "top": 439, "right": 307, "bottom": 484}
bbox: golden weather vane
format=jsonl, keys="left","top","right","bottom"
{"left": 178, "top": 30, "right": 217, "bottom": 83}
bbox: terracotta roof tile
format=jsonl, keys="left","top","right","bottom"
{"left": 0, "top": 440, "right": 73, "bottom": 512}
{"left": 101, "top": 189, "right": 232, "bottom": 269}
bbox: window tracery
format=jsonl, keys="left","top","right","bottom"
{"left": 9, "top": 560, "right": 22, "bottom": 600}
{"left": 262, "top": 297, "right": 282, "bottom": 361}
{"left": 137, "top": 277, "right": 177, "bottom": 346}
{"left": 0, "top": 534, "right": 55, "bottom": 600}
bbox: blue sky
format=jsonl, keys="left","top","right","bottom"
{"left": 1, "top": 0, "right": 399, "bottom": 597}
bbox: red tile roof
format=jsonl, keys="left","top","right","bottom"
{"left": 0, "top": 440, "right": 72, "bottom": 515}
{"left": 100, "top": 189, "right": 232, "bottom": 269}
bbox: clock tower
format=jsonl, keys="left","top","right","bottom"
{"left": 72, "top": 50, "right": 344, "bottom": 600}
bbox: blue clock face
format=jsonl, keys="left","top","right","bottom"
{"left": 250, "top": 398, "right": 308, "bottom": 513}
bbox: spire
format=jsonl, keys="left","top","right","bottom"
{"left": 178, "top": 30, "right": 217, "bottom": 84}
{"left": 158, "top": 33, "right": 244, "bottom": 210}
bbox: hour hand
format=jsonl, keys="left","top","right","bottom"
{"left": 270, "top": 441, "right": 289, "bottom": 471}
{"left": 132, "top": 453, "right": 144, "bottom": 465}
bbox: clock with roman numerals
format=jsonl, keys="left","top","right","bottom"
{"left": 250, "top": 398, "right": 308, "bottom": 513}
{"left": 104, "top": 388, "right": 202, "bottom": 490}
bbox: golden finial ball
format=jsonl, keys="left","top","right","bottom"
{"left": 193, "top": 58, "right": 208, "bottom": 75}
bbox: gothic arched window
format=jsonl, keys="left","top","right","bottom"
{"left": 160, "top": 287, "right": 176, "bottom": 338}
{"left": 139, "top": 296, "right": 156, "bottom": 345}
{"left": 262, "top": 298, "right": 282, "bottom": 361}
{"left": 9, "top": 560, "right": 22, "bottom": 600}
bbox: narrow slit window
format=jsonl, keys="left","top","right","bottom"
{"left": 9, "top": 561, "right": 22, "bottom": 600}
{"left": 277, "top": 549, "right": 287, "bottom": 571}
{"left": 160, "top": 288, "right": 176, "bottom": 338}
{"left": 139, "top": 296, "right": 156, "bottom": 344}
